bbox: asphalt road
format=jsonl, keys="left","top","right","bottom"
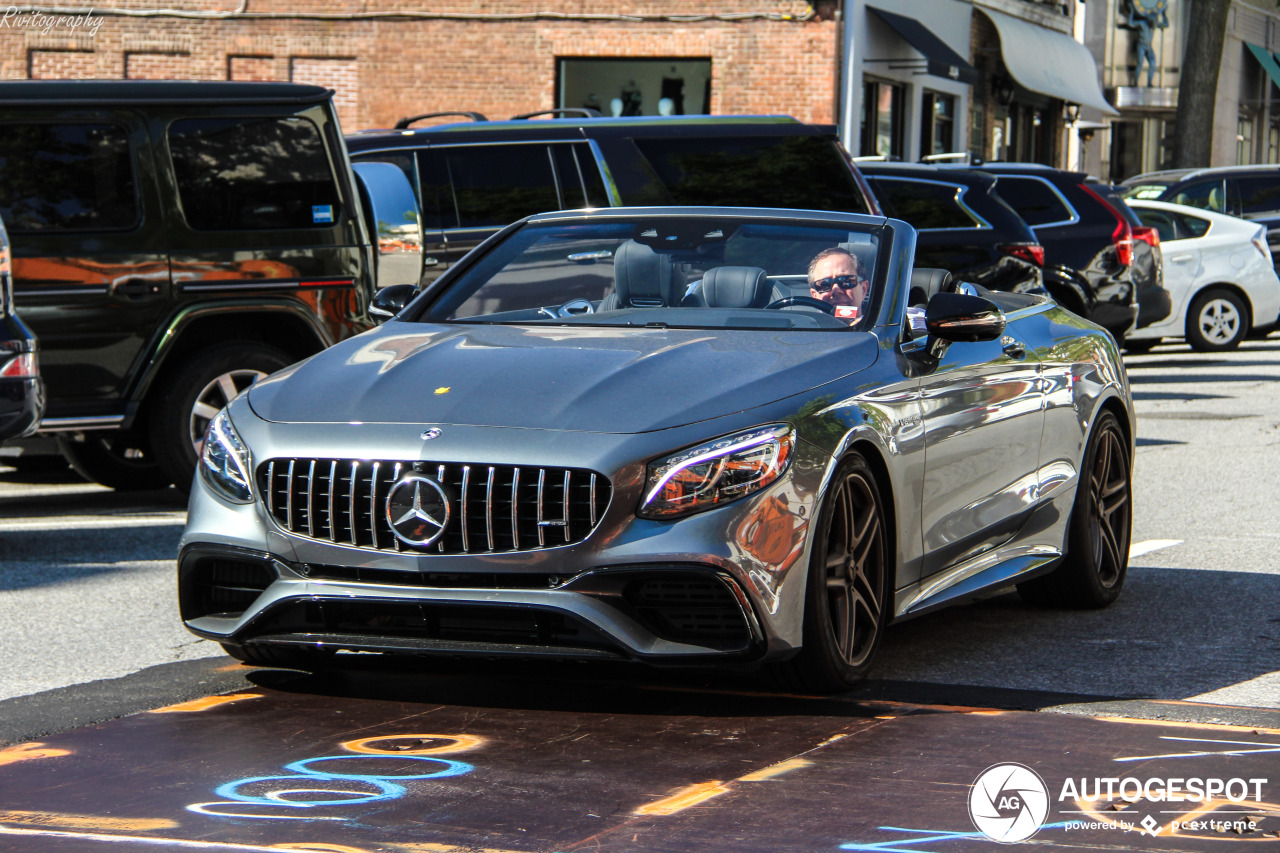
{"left": 1, "top": 336, "right": 1278, "bottom": 741}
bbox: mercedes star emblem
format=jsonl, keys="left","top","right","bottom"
{"left": 421, "top": 428, "right": 443, "bottom": 440}
{"left": 385, "top": 474, "right": 451, "bottom": 547}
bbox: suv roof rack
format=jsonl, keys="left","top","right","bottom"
{"left": 510, "top": 108, "right": 602, "bottom": 120}
{"left": 394, "top": 111, "right": 488, "bottom": 129}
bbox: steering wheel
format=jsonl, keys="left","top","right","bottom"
{"left": 764, "top": 295, "right": 836, "bottom": 314}
{"left": 538, "top": 298, "right": 596, "bottom": 319}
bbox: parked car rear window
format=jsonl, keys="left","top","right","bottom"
{"left": 866, "top": 177, "right": 983, "bottom": 229}
{"left": 1234, "top": 176, "right": 1280, "bottom": 216}
{"left": 428, "top": 144, "right": 561, "bottom": 230}
{"left": 0, "top": 122, "right": 137, "bottom": 233}
{"left": 990, "top": 176, "right": 1074, "bottom": 227}
{"left": 632, "top": 136, "right": 871, "bottom": 214}
{"left": 168, "top": 116, "right": 340, "bottom": 231}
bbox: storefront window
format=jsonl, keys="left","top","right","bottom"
{"left": 920, "top": 91, "right": 956, "bottom": 159}
{"left": 861, "top": 79, "right": 904, "bottom": 159}
{"left": 557, "top": 58, "right": 711, "bottom": 117}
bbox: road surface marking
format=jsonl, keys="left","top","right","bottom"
{"left": 1129, "top": 539, "right": 1182, "bottom": 559}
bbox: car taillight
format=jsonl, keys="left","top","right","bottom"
{"left": 1133, "top": 226, "right": 1160, "bottom": 248}
{"left": 0, "top": 352, "right": 36, "bottom": 379}
{"left": 1082, "top": 183, "right": 1134, "bottom": 267}
{"left": 998, "top": 242, "right": 1044, "bottom": 267}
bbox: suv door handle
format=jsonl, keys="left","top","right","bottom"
{"left": 111, "top": 278, "right": 164, "bottom": 299}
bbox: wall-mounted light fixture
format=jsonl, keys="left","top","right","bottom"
{"left": 1064, "top": 102, "right": 1081, "bottom": 124}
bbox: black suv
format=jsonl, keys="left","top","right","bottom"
{"left": 967, "top": 164, "right": 1168, "bottom": 341}
{"left": 345, "top": 113, "right": 879, "bottom": 283}
{"left": 858, "top": 163, "right": 1043, "bottom": 295}
{"left": 0, "top": 81, "right": 398, "bottom": 490}
{"left": 0, "top": 212, "right": 42, "bottom": 442}
{"left": 1120, "top": 165, "right": 1280, "bottom": 261}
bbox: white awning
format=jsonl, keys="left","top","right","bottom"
{"left": 980, "top": 8, "right": 1118, "bottom": 115}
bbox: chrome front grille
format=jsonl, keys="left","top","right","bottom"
{"left": 257, "top": 458, "right": 611, "bottom": 554}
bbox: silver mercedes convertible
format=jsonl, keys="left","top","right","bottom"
{"left": 180, "top": 207, "right": 1134, "bottom": 692}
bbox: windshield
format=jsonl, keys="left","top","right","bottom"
{"left": 422, "top": 216, "right": 884, "bottom": 331}
{"left": 1116, "top": 181, "right": 1173, "bottom": 200}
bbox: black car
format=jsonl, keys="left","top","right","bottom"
{"left": 345, "top": 113, "right": 880, "bottom": 285}
{"left": 0, "top": 212, "right": 41, "bottom": 442}
{"left": 967, "top": 164, "right": 1168, "bottom": 341}
{"left": 0, "top": 80, "right": 399, "bottom": 489}
{"left": 1119, "top": 164, "right": 1280, "bottom": 263}
{"left": 859, "top": 163, "right": 1043, "bottom": 295}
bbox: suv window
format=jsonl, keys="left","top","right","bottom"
{"left": 0, "top": 122, "right": 137, "bottom": 232}
{"left": 632, "top": 136, "right": 870, "bottom": 213}
{"left": 1170, "top": 178, "right": 1226, "bottom": 213}
{"left": 990, "top": 176, "right": 1074, "bottom": 227}
{"left": 1232, "top": 175, "right": 1280, "bottom": 216}
{"left": 168, "top": 116, "right": 340, "bottom": 230}
{"left": 430, "top": 144, "right": 561, "bottom": 229}
{"left": 866, "top": 177, "right": 982, "bottom": 229}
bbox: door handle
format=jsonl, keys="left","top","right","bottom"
{"left": 111, "top": 278, "right": 164, "bottom": 299}
{"left": 1170, "top": 254, "right": 1195, "bottom": 263}
{"left": 422, "top": 257, "right": 440, "bottom": 267}
{"left": 1001, "top": 337, "right": 1027, "bottom": 359}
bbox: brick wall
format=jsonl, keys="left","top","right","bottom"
{"left": 29, "top": 50, "right": 98, "bottom": 79}
{"left": 125, "top": 52, "right": 194, "bottom": 79}
{"left": 0, "top": 2, "right": 834, "bottom": 130}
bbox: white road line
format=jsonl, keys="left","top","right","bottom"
{"left": 0, "top": 515, "right": 184, "bottom": 532}
{"left": 1128, "top": 539, "right": 1182, "bottom": 559}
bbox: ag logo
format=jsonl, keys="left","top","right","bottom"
{"left": 969, "top": 763, "right": 1050, "bottom": 843}
{"left": 385, "top": 475, "right": 451, "bottom": 547}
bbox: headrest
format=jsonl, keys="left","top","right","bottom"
{"left": 909, "top": 267, "right": 953, "bottom": 306}
{"left": 697, "top": 266, "right": 772, "bottom": 309}
{"left": 613, "top": 240, "right": 676, "bottom": 308}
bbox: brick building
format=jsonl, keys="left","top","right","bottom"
{"left": 0, "top": 1, "right": 1114, "bottom": 166}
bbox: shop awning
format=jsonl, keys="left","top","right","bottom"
{"left": 1245, "top": 42, "right": 1280, "bottom": 90}
{"left": 868, "top": 7, "right": 979, "bottom": 86}
{"left": 979, "top": 8, "right": 1118, "bottom": 115}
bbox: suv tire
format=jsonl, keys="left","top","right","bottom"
{"left": 57, "top": 431, "right": 170, "bottom": 491}
{"left": 150, "top": 341, "right": 293, "bottom": 492}
{"left": 1186, "top": 288, "right": 1248, "bottom": 352}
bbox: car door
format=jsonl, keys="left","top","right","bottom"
{"left": 866, "top": 175, "right": 993, "bottom": 274}
{"left": 917, "top": 318, "right": 1044, "bottom": 576}
{"left": 0, "top": 112, "right": 171, "bottom": 424}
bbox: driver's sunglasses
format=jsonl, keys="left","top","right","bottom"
{"left": 811, "top": 274, "right": 860, "bottom": 294}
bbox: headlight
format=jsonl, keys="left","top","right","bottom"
{"left": 201, "top": 409, "right": 253, "bottom": 503}
{"left": 638, "top": 424, "right": 794, "bottom": 519}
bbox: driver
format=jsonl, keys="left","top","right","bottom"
{"left": 807, "top": 247, "right": 868, "bottom": 321}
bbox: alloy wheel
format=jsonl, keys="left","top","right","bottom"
{"left": 189, "top": 369, "right": 268, "bottom": 456}
{"left": 1087, "top": 423, "right": 1130, "bottom": 589}
{"left": 1197, "top": 298, "right": 1241, "bottom": 346}
{"left": 823, "top": 469, "right": 886, "bottom": 667}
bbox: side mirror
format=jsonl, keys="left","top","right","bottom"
{"left": 369, "top": 284, "right": 417, "bottom": 324}
{"left": 924, "top": 291, "right": 1005, "bottom": 358}
{"left": 352, "top": 161, "right": 425, "bottom": 290}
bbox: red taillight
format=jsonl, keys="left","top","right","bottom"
{"left": 1082, "top": 183, "right": 1134, "bottom": 267}
{"left": 0, "top": 352, "right": 36, "bottom": 379}
{"left": 999, "top": 242, "right": 1045, "bottom": 267}
{"left": 1133, "top": 225, "right": 1160, "bottom": 248}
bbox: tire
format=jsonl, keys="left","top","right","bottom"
{"left": 1186, "top": 289, "right": 1248, "bottom": 352}
{"left": 149, "top": 341, "right": 293, "bottom": 492}
{"left": 1018, "top": 411, "right": 1131, "bottom": 609}
{"left": 221, "top": 642, "right": 335, "bottom": 670}
{"left": 57, "top": 432, "right": 171, "bottom": 491}
{"left": 771, "top": 453, "right": 890, "bottom": 692}
{"left": 1123, "top": 338, "right": 1159, "bottom": 354}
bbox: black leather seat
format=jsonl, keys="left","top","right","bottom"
{"left": 599, "top": 240, "right": 680, "bottom": 311}
{"left": 681, "top": 266, "right": 789, "bottom": 308}
{"left": 909, "top": 268, "right": 953, "bottom": 307}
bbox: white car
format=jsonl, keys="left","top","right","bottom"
{"left": 1125, "top": 199, "right": 1280, "bottom": 352}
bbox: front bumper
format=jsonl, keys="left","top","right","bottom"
{"left": 178, "top": 405, "right": 828, "bottom": 665}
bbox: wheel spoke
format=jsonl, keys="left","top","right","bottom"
{"left": 192, "top": 401, "right": 221, "bottom": 422}
{"left": 216, "top": 373, "right": 240, "bottom": 405}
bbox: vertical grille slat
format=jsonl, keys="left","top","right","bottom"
{"left": 460, "top": 465, "right": 471, "bottom": 553}
{"left": 485, "top": 466, "right": 495, "bottom": 551}
{"left": 370, "top": 461, "right": 381, "bottom": 550}
{"left": 257, "top": 458, "right": 609, "bottom": 556}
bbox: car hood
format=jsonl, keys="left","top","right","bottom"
{"left": 247, "top": 322, "right": 879, "bottom": 433}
